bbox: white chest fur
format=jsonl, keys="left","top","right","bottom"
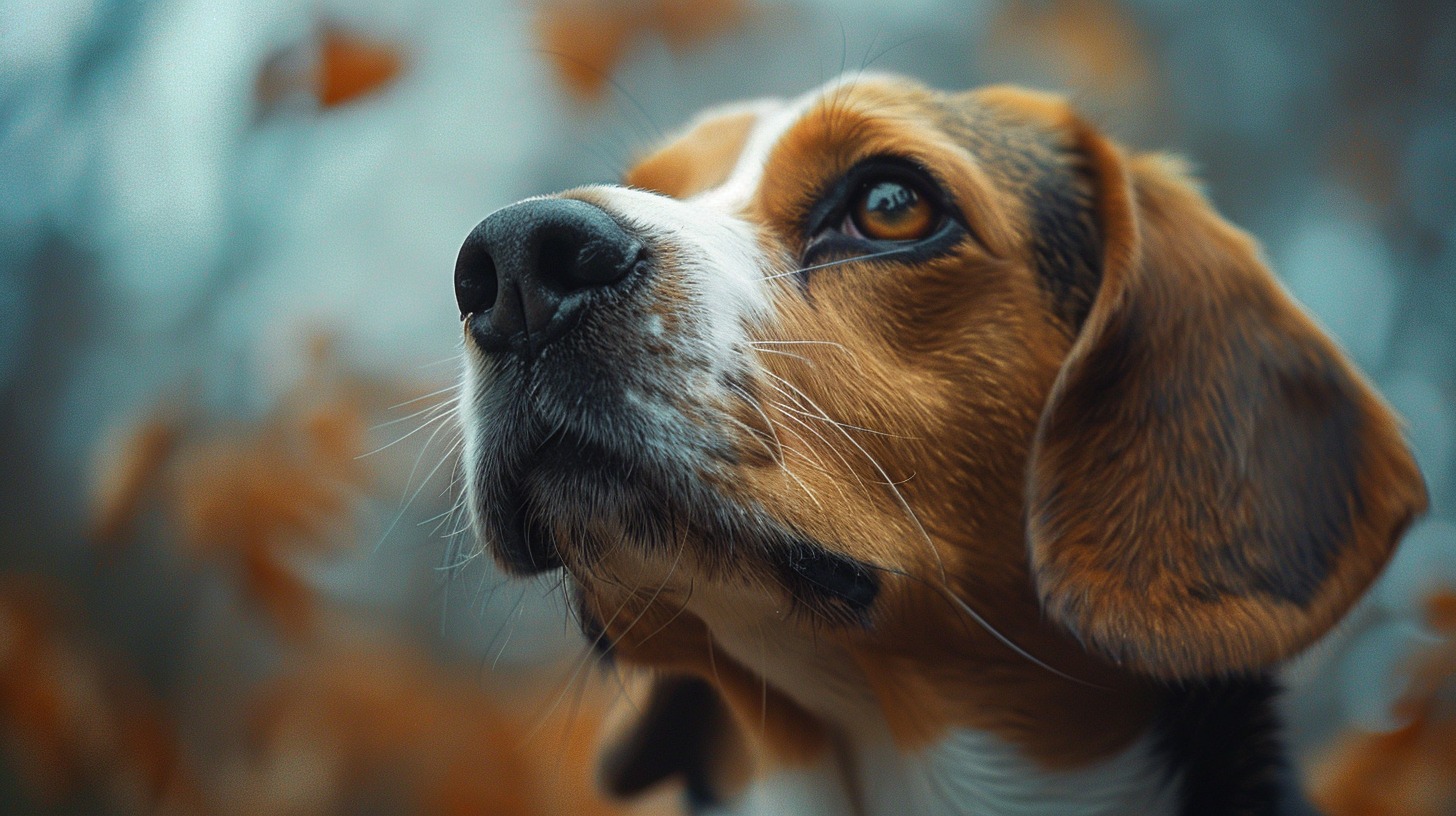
{"left": 693, "top": 590, "right": 1179, "bottom": 816}
{"left": 711, "top": 727, "right": 1178, "bottom": 816}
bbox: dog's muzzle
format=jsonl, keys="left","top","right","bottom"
{"left": 455, "top": 197, "right": 645, "bottom": 358}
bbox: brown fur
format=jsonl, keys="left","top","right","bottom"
{"left": 572, "top": 77, "right": 1425, "bottom": 794}
{"left": 1029, "top": 124, "right": 1428, "bottom": 679}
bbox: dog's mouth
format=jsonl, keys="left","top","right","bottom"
{"left": 465, "top": 413, "right": 879, "bottom": 638}
{"left": 459, "top": 300, "right": 751, "bottom": 568}
{"left": 478, "top": 455, "right": 644, "bottom": 577}
{"left": 464, "top": 417, "right": 693, "bottom": 577}
{"left": 460, "top": 366, "right": 884, "bottom": 628}
{"left": 454, "top": 190, "right": 884, "bottom": 631}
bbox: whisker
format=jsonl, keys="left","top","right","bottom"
{"left": 758, "top": 377, "right": 867, "bottom": 477}
{"left": 600, "top": 527, "right": 689, "bottom": 657}
{"left": 386, "top": 383, "right": 458, "bottom": 412}
{"left": 371, "top": 396, "right": 457, "bottom": 432}
{"left": 532, "top": 48, "right": 665, "bottom": 142}
{"left": 425, "top": 437, "right": 470, "bottom": 538}
{"left": 435, "top": 548, "right": 482, "bottom": 572}
{"left": 723, "top": 407, "right": 830, "bottom": 508}
{"left": 630, "top": 577, "right": 697, "bottom": 647}
{"left": 725, "top": 382, "right": 785, "bottom": 462}
{"left": 751, "top": 346, "right": 815, "bottom": 366}
{"left": 765, "top": 397, "right": 865, "bottom": 491}
{"left": 773, "top": 398, "right": 915, "bottom": 441}
{"left": 758, "top": 245, "right": 917, "bottom": 282}
{"left": 417, "top": 354, "right": 465, "bottom": 370}
{"left": 777, "top": 452, "right": 829, "bottom": 510}
{"left": 530, "top": 529, "right": 690, "bottom": 745}
{"left": 723, "top": 380, "right": 843, "bottom": 506}
{"left": 750, "top": 339, "right": 853, "bottom": 354}
{"left": 877, "top": 565, "right": 1107, "bottom": 690}
{"left": 487, "top": 584, "right": 531, "bottom": 671}
{"left": 758, "top": 405, "right": 842, "bottom": 483}
{"left": 763, "top": 370, "right": 948, "bottom": 585}
{"left": 418, "top": 504, "right": 458, "bottom": 529}
{"left": 358, "top": 407, "right": 454, "bottom": 459}
{"left": 374, "top": 417, "right": 460, "bottom": 553}
{"left": 863, "top": 32, "right": 929, "bottom": 73}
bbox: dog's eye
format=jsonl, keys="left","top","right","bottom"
{"left": 847, "top": 178, "right": 938, "bottom": 241}
{"left": 800, "top": 161, "right": 961, "bottom": 273}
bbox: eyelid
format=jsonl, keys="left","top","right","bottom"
{"left": 803, "top": 157, "right": 964, "bottom": 241}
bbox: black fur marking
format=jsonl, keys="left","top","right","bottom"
{"left": 1039, "top": 288, "right": 1367, "bottom": 608}
{"left": 495, "top": 479, "right": 564, "bottom": 574}
{"left": 573, "top": 585, "right": 614, "bottom": 662}
{"left": 769, "top": 537, "right": 880, "bottom": 627}
{"left": 1220, "top": 342, "right": 1363, "bottom": 605}
{"left": 1188, "top": 328, "right": 1366, "bottom": 607}
{"left": 935, "top": 103, "right": 1103, "bottom": 330}
{"left": 1050, "top": 298, "right": 1146, "bottom": 430}
{"left": 1028, "top": 156, "right": 1103, "bottom": 330}
{"left": 597, "top": 675, "right": 730, "bottom": 809}
{"left": 1153, "top": 674, "right": 1321, "bottom": 816}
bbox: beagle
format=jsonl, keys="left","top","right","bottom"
{"left": 452, "top": 75, "right": 1428, "bottom": 815}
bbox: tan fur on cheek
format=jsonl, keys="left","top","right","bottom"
{"left": 578, "top": 585, "right": 832, "bottom": 769}
{"left": 715, "top": 163, "right": 1157, "bottom": 771}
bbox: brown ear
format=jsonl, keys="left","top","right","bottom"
{"left": 1027, "top": 121, "right": 1428, "bottom": 680}
{"left": 597, "top": 674, "right": 750, "bottom": 809}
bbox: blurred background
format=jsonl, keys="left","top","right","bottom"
{"left": 1, "top": 0, "right": 1454, "bottom": 812}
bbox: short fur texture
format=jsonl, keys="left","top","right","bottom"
{"left": 455, "top": 75, "right": 1428, "bottom": 815}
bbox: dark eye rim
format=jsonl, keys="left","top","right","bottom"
{"left": 800, "top": 156, "right": 973, "bottom": 270}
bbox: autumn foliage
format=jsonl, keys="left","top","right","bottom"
{"left": 0, "top": 340, "right": 664, "bottom": 814}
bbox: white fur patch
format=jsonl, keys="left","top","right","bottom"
{"left": 690, "top": 582, "right": 1177, "bottom": 816}
{"left": 879, "top": 729, "right": 1178, "bottom": 816}
{"left": 708, "top": 725, "right": 1177, "bottom": 816}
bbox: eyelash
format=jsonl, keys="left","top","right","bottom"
{"left": 798, "top": 159, "right": 965, "bottom": 272}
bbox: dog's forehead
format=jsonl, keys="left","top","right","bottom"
{"left": 628, "top": 74, "right": 942, "bottom": 203}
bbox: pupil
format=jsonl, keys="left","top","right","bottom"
{"left": 866, "top": 181, "right": 915, "bottom": 219}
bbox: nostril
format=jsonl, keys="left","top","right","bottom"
{"left": 575, "top": 237, "right": 644, "bottom": 287}
{"left": 536, "top": 232, "right": 584, "bottom": 293}
{"left": 457, "top": 198, "right": 645, "bottom": 352}
{"left": 455, "top": 233, "right": 499, "bottom": 319}
{"left": 537, "top": 230, "right": 643, "bottom": 294}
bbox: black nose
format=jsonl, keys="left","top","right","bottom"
{"left": 455, "top": 198, "right": 643, "bottom": 356}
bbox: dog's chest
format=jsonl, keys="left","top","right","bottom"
{"left": 698, "top": 596, "right": 1179, "bottom": 816}
{"left": 710, "top": 728, "right": 1178, "bottom": 816}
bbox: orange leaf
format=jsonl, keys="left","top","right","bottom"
{"left": 535, "top": 0, "right": 751, "bottom": 102}
{"left": 318, "top": 27, "right": 405, "bottom": 109}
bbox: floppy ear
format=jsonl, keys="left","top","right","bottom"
{"left": 596, "top": 674, "right": 750, "bottom": 810}
{"left": 1027, "top": 121, "right": 1428, "bottom": 680}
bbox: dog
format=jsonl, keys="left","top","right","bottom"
{"left": 452, "top": 75, "right": 1428, "bottom": 815}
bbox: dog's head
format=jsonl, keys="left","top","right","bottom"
{"left": 454, "top": 75, "right": 1426, "bottom": 790}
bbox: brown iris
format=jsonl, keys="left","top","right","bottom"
{"left": 850, "top": 179, "right": 937, "bottom": 241}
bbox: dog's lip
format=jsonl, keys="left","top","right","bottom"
{"left": 475, "top": 427, "right": 632, "bottom": 576}
{"left": 492, "top": 478, "right": 564, "bottom": 575}
{"left": 474, "top": 434, "right": 569, "bottom": 575}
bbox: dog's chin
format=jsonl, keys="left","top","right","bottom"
{"left": 476, "top": 468, "right": 564, "bottom": 576}
{"left": 465, "top": 415, "right": 702, "bottom": 578}
{"left": 467, "top": 428, "right": 888, "bottom": 637}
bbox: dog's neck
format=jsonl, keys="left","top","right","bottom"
{"left": 689, "top": 581, "right": 1179, "bottom": 816}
